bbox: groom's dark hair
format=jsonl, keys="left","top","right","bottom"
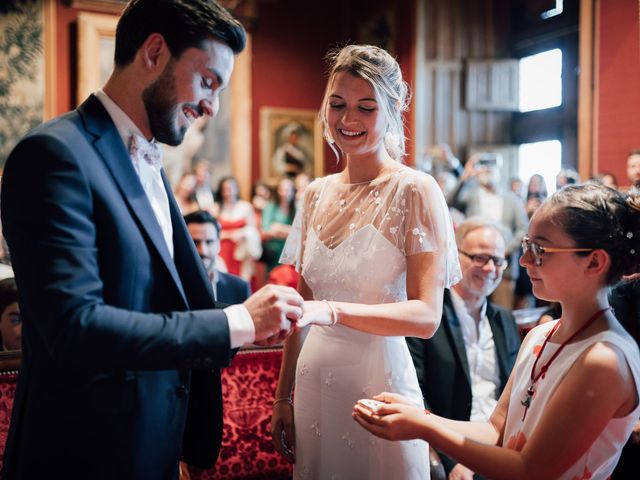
{"left": 114, "top": 0, "right": 246, "bottom": 67}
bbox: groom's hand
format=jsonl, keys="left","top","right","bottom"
{"left": 243, "top": 284, "right": 303, "bottom": 343}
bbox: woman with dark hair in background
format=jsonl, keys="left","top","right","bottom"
{"left": 515, "top": 174, "right": 549, "bottom": 309}
{"left": 260, "top": 177, "right": 295, "bottom": 273}
{"left": 215, "top": 176, "right": 261, "bottom": 281}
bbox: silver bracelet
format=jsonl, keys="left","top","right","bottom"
{"left": 322, "top": 299, "right": 338, "bottom": 326}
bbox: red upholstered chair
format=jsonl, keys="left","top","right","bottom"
{"left": 0, "top": 350, "right": 289, "bottom": 480}
{"left": 267, "top": 265, "right": 299, "bottom": 290}
{"left": 188, "top": 348, "right": 292, "bottom": 480}
{"left": 0, "top": 357, "right": 19, "bottom": 474}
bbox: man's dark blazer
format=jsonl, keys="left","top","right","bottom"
{"left": 1, "top": 95, "right": 233, "bottom": 479}
{"left": 407, "top": 289, "right": 520, "bottom": 475}
{"left": 216, "top": 271, "right": 251, "bottom": 305}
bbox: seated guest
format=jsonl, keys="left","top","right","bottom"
{"left": 609, "top": 273, "right": 640, "bottom": 479}
{"left": 261, "top": 177, "right": 295, "bottom": 273}
{"left": 555, "top": 167, "right": 580, "bottom": 190}
{"left": 594, "top": 172, "right": 619, "bottom": 190}
{"left": 173, "top": 172, "right": 200, "bottom": 214}
{"left": 215, "top": 176, "right": 261, "bottom": 282}
{"left": 0, "top": 278, "right": 21, "bottom": 351}
{"left": 184, "top": 210, "right": 250, "bottom": 305}
{"left": 407, "top": 217, "right": 520, "bottom": 479}
{"left": 193, "top": 159, "right": 216, "bottom": 213}
{"left": 628, "top": 150, "right": 640, "bottom": 190}
{"left": 447, "top": 154, "right": 528, "bottom": 309}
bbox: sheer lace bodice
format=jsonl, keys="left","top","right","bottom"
{"left": 282, "top": 165, "right": 461, "bottom": 294}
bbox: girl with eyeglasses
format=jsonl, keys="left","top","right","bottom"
{"left": 354, "top": 183, "right": 640, "bottom": 479}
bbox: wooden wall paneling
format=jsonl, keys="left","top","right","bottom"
{"left": 578, "top": 0, "right": 596, "bottom": 179}
{"left": 413, "top": 0, "right": 429, "bottom": 163}
{"left": 230, "top": 34, "right": 252, "bottom": 201}
{"left": 450, "top": 67, "right": 461, "bottom": 149}
{"left": 43, "top": 0, "right": 57, "bottom": 121}
{"left": 413, "top": 0, "right": 512, "bottom": 164}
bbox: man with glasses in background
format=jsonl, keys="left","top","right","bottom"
{"left": 407, "top": 218, "right": 521, "bottom": 480}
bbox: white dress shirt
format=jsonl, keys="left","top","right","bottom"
{"left": 94, "top": 90, "right": 254, "bottom": 348}
{"left": 450, "top": 289, "right": 500, "bottom": 422}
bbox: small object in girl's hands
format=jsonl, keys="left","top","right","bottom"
{"left": 357, "top": 398, "right": 384, "bottom": 413}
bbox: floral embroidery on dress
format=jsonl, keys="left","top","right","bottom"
{"left": 412, "top": 227, "right": 427, "bottom": 244}
{"left": 325, "top": 372, "right": 336, "bottom": 387}
{"left": 298, "top": 465, "right": 310, "bottom": 479}
{"left": 341, "top": 431, "right": 355, "bottom": 449}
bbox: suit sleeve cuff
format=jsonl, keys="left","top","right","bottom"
{"left": 224, "top": 304, "right": 255, "bottom": 348}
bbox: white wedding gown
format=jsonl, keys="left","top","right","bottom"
{"left": 281, "top": 166, "right": 461, "bottom": 480}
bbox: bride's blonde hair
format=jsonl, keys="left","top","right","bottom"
{"left": 319, "top": 44, "right": 411, "bottom": 161}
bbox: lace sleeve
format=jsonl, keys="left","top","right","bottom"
{"left": 279, "top": 206, "right": 304, "bottom": 271}
{"left": 402, "top": 172, "right": 462, "bottom": 288}
{"left": 279, "top": 181, "right": 317, "bottom": 272}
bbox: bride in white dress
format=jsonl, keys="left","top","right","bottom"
{"left": 270, "top": 44, "right": 461, "bottom": 479}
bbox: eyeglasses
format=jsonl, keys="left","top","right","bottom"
{"left": 520, "top": 236, "right": 593, "bottom": 267}
{"left": 458, "top": 250, "right": 508, "bottom": 269}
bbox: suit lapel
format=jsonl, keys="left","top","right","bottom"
{"left": 165, "top": 173, "right": 215, "bottom": 309}
{"left": 487, "top": 304, "right": 510, "bottom": 388}
{"left": 77, "top": 95, "right": 188, "bottom": 305}
{"left": 443, "top": 291, "right": 472, "bottom": 385}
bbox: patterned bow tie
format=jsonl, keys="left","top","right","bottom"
{"left": 129, "top": 134, "right": 162, "bottom": 170}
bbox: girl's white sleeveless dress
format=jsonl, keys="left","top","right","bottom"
{"left": 504, "top": 321, "right": 640, "bottom": 479}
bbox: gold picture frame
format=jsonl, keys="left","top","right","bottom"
{"left": 76, "top": 12, "right": 118, "bottom": 104}
{"left": 259, "top": 107, "right": 324, "bottom": 184}
{"left": 67, "top": 0, "right": 126, "bottom": 15}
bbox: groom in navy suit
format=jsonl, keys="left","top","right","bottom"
{"left": 0, "top": 1, "right": 303, "bottom": 479}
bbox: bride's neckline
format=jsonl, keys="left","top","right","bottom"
{"left": 334, "top": 165, "right": 406, "bottom": 187}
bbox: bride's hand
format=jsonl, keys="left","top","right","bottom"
{"left": 270, "top": 399, "right": 295, "bottom": 463}
{"left": 296, "top": 300, "right": 336, "bottom": 328}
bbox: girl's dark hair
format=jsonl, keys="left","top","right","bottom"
{"left": 546, "top": 183, "right": 640, "bottom": 285}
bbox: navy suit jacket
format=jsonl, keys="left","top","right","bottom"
{"left": 216, "top": 271, "right": 251, "bottom": 305}
{"left": 407, "top": 290, "right": 520, "bottom": 475}
{"left": 1, "top": 95, "right": 233, "bottom": 479}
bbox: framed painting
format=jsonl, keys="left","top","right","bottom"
{"left": 259, "top": 107, "right": 323, "bottom": 184}
{"left": 65, "top": 0, "right": 126, "bottom": 15}
{"left": 76, "top": 11, "right": 118, "bottom": 104}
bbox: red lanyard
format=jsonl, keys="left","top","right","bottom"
{"left": 521, "top": 307, "right": 610, "bottom": 421}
